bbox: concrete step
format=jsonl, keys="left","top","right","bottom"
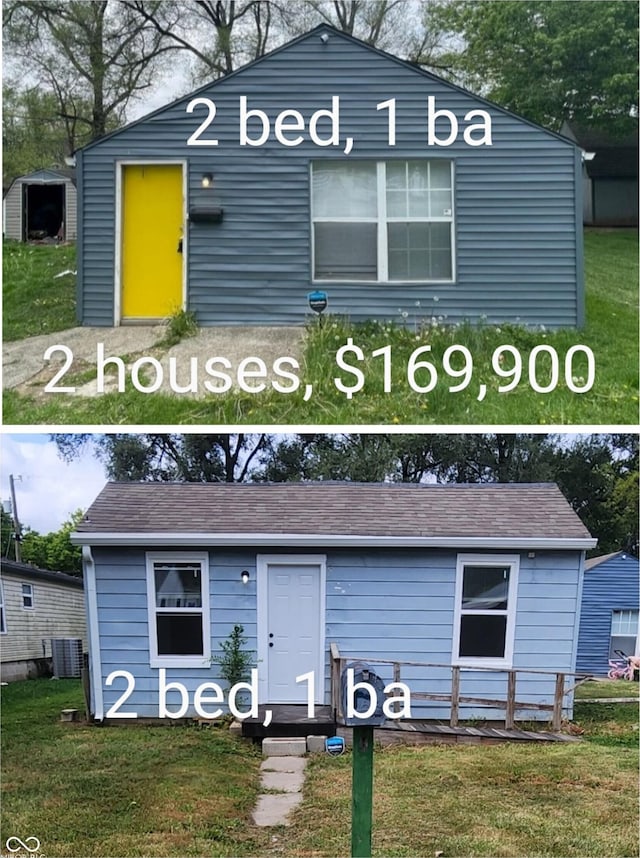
{"left": 262, "top": 737, "right": 307, "bottom": 756}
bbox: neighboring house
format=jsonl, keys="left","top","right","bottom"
{"left": 76, "top": 25, "right": 585, "bottom": 329}
{"left": 3, "top": 168, "right": 78, "bottom": 241}
{"left": 561, "top": 122, "right": 639, "bottom": 227}
{"left": 71, "top": 481, "right": 596, "bottom": 724}
{"left": 0, "top": 559, "right": 87, "bottom": 681}
{"left": 576, "top": 551, "right": 639, "bottom": 676}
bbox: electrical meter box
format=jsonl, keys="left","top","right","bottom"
{"left": 340, "top": 661, "right": 386, "bottom": 727}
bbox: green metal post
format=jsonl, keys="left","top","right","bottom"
{"left": 351, "top": 725, "right": 374, "bottom": 857}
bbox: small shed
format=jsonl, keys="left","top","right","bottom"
{"left": 3, "top": 168, "right": 77, "bottom": 241}
{"left": 561, "top": 123, "right": 639, "bottom": 227}
{"left": 0, "top": 559, "right": 87, "bottom": 681}
{"left": 71, "top": 481, "right": 596, "bottom": 724}
{"left": 576, "top": 551, "right": 639, "bottom": 676}
{"left": 76, "top": 25, "right": 584, "bottom": 328}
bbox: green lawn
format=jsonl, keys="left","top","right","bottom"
{"left": 3, "top": 229, "right": 638, "bottom": 425}
{"left": 575, "top": 678, "right": 640, "bottom": 699}
{"left": 1, "top": 678, "right": 638, "bottom": 857}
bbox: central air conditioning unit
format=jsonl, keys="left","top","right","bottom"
{"left": 51, "top": 638, "right": 83, "bottom": 678}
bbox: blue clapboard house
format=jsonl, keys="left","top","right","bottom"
{"left": 72, "top": 482, "right": 596, "bottom": 725}
{"left": 576, "top": 552, "right": 639, "bottom": 676}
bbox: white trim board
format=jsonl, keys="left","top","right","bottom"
{"left": 72, "top": 532, "right": 597, "bottom": 550}
{"left": 82, "top": 546, "right": 104, "bottom": 720}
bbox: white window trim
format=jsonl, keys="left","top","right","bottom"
{"left": 21, "top": 582, "right": 35, "bottom": 611}
{"left": 0, "top": 579, "right": 6, "bottom": 633}
{"left": 310, "top": 159, "right": 456, "bottom": 285}
{"left": 610, "top": 609, "right": 640, "bottom": 656}
{"left": 452, "top": 553, "right": 520, "bottom": 669}
{"left": 146, "top": 551, "right": 210, "bottom": 669}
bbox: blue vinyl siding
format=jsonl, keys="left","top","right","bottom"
{"left": 78, "top": 27, "right": 581, "bottom": 328}
{"left": 92, "top": 545, "right": 583, "bottom": 721}
{"left": 576, "top": 554, "right": 640, "bottom": 675}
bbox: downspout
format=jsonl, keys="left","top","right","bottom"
{"left": 567, "top": 549, "right": 588, "bottom": 719}
{"left": 82, "top": 545, "right": 104, "bottom": 721}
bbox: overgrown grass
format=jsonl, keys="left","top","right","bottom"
{"left": 3, "top": 229, "right": 638, "bottom": 425}
{"left": 155, "top": 309, "right": 199, "bottom": 348}
{"left": 3, "top": 241, "right": 78, "bottom": 341}
{"left": 2, "top": 678, "right": 638, "bottom": 857}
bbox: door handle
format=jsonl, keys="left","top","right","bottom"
{"left": 177, "top": 238, "right": 183, "bottom": 254}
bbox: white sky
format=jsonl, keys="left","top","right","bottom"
{"left": 0, "top": 435, "right": 107, "bottom": 534}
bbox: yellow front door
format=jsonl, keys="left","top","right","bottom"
{"left": 121, "top": 164, "right": 183, "bottom": 320}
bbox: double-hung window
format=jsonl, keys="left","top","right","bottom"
{"left": 610, "top": 610, "right": 639, "bottom": 658}
{"left": 146, "top": 552, "right": 210, "bottom": 668}
{"left": 453, "top": 554, "right": 519, "bottom": 667}
{"left": 311, "top": 159, "right": 454, "bottom": 283}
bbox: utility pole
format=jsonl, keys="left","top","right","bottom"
{"left": 9, "top": 474, "right": 23, "bottom": 562}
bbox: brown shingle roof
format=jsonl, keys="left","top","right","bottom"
{"left": 76, "top": 482, "right": 591, "bottom": 541}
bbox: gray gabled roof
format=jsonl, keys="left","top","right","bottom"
{"left": 584, "top": 551, "right": 636, "bottom": 571}
{"left": 74, "top": 481, "right": 593, "bottom": 546}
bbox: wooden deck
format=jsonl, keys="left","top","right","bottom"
{"left": 241, "top": 704, "right": 337, "bottom": 739}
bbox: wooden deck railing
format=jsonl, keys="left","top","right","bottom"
{"left": 329, "top": 643, "right": 591, "bottom": 731}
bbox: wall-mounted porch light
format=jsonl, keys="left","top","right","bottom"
{"left": 201, "top": 173, "right": 214, "bottom": 188}
{"left": 240, "top": 570, "right": 250, "bottom": 585}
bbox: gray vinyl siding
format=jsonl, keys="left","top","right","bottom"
{"left": 92, "top": 546, "right": 582, "bottom": 721}
{"left": 64, "top": 182, "right": 78, "bottom": 240}
{"left": 79, "top": 28, "right": 582, "bottom": 328}
{"left": 3, "top": 182, "right": 22, "bottom": 240}
{"left": 1, "top": 572, "right": 87, "bottom": 665}
{"left": 576, "top": 554, "right": 639, "bottom": 675}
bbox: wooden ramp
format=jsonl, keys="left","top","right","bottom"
{"left": 339, "top": 720, "right": 580, "bottom": 746}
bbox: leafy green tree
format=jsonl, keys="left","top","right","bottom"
{"left": 54, "top": 433, "right": 273, "bottom": 483}
{"left": 20, "top": 510, "right": 84, "bottom": 575}
{"left": 2, "top": 84, "right": 93, "bottom": 184}
{"left": 53, "top": 432, "right": 637, "bottom": 556}
{"left": 420, "top": 1, "right": 639, "bottom": 132}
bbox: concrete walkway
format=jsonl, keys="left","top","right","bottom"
{"left": 251, "top": 756, "right": 307, "bottom": 827}
{"left": 3, "top": 325, "right": 305, "bottom": 397}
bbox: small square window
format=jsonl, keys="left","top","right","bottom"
{"left": 22, "top": 583, "right": 34, "bottom": 609}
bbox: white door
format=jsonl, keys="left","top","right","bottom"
{"left": 257, "top": 555, "right": 326, "bottom": 703}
